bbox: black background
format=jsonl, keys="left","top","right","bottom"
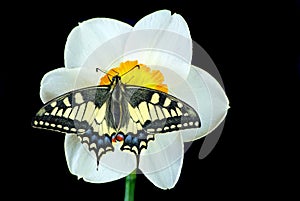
{"left": 2, "top": 0, "right": 298, "bottom": 199}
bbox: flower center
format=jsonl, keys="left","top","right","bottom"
{"left": 99, "top": 60, "right": 168, "bottom": 93}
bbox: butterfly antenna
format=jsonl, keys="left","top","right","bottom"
{"left": 120, "top": 65, "right": 140, "bottom": 77}
{"left": 96, "top": 67, "right": 114, "bottom": 82}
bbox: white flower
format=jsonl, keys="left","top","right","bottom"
{"left": 39, "top": 10, "right": 229, "bottom": 189}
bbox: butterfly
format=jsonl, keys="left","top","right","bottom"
{"left": 32, "top": 65, "right": 201, "bottom": 168}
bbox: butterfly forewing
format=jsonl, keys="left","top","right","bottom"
{"left": 124, "top": 86, "right": 201, "bottom": 133}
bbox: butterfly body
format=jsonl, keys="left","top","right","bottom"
{"left": 32, "top": 72, "right": 201, "bottom": 167}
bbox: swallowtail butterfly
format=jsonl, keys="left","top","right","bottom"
{"left": 32, "top": 65, "right": 201, "bottom": 168}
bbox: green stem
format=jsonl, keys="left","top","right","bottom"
{"left": 124, "top": 171, "right": 136, "bottom": 201}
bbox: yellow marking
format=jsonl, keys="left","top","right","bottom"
{"left": 71, "top": 128, "right": 77, "bottom": 132}
{"left": 82, "top": 101, "right": 96, "bottom": 122}
{"left": 189, "top": 122, "right": 193, "bottom": 126}
{"left": 63, "top": 108, "right": 72, "bottom": 118}
{"left": 63, "top": 97, "right": 71, "bottom": 107}
{"left": 57, "top": 125, "right": 62, "bottom": 129}
{"left": 98, "top": 148, "right": 105, "bottom": 154}
{"left": 106, "top": 147, "right": 113, "bottom": 151}
{"left": 170, "top": 109, "right": 177, "bottom": 117}
{"left": 162, "top": 108, "right": 171, "bottom": 118}
{"left": 136, "top": 123, "right": 142, "bottom": 131}
{"left": 147, "top": 134, "right": 154, "bottom": 140}
{"left": 124, "top": 145, "right": 131, "bottom": 150}
{"left": 45, "top": 122, "right": 49, "bottom": 126}
{"left": 50, "top": 101, "right": 57, "bottom": 107}
{"left": 50, "top": 107, "right": 58, "bottom": 116}
{"left": 69, "top": 106, "right": 78, "bottom": 120}
{"left": 183, "top": 123, "right": 188, "bottom": 127}
{"left": 39, "top": 121, "right": 44, "bottom": 125}
{"left": 75, "top": 93, "right": 84, "bottom": 104}
{"left": 83, "top": 137, "right": 89, "bottom": 142}
{"left": 101, "top": 119, "right": 108, "bottom": 134}
{"left": 177, "top": 124, "right": 182, "bottom": 128}
{"left": 164, "top": 126, "right": 169, "bottom": 131}
{"left": 139, "top": 101, "right": 150, "bottom": 122}
{"left": 140, "top": 141, "right": 147, "bottom": 148}
{"left": 176, "top": 107, "right": 182, "bottom": 116}
{"left": 177, "top": 102, "right": 183, "bottom": 108}
{"left": 135, "top": 107, "right": 144, "bottom": 124}
{"left": 91, "top": 120, "right": 100, "bottom": 133}
{"left": 125, "top": 119, "right": 137, "bottom": 134}
{"left": 171, "top": 125, "right": 176, "bottom": 129}
{"left": 56, "top": 109, "right": 63, "bottom": 117}
{"left": 195, "top": 121, "right": 199, "bottom": 127}
{"left": 148, "top": 103, "right": 158, "bottom": 120}
{"left": 95, "top": 103, "right": 106, "bottom": 123}
{"left": 75, "top": 103, "right": 86, "bottom": 121}
{"left": 45, "top": 112, "right": 50, "bottom": 116}
{"left": 155, "top": 106, "right": 164, "bottom": 120}
{"left": 78, "top": 128, "right": 85, "bottom": 133}
{"left": 34, "top": 120, "right": 38, "bottom": 125}
{"left": 128, "top": 104, "right": 138, "bottom": 122}
{"left": 50, "top": 123, "right": 56, "bottom": 127}
{"left": 184, "top": 113, "right": 189, "bottom": 116}
{"left": 132, "top": 146, "right": 139, "bottom": 154}
{"left": 147, "top": 128, "right": 155, "bottom": 132}
{"left": 90, "top": 143, "right": 97, "bottom": 149}
{"left": 63, "top": 126, "right": 69, "bottom": 131}
{"left": 163, "top": 98, "right": 171, "bottom": 107}
{"left": 156, "top": 128, "right": 162, "bottom": 132}
{"left": 151, "top": 93, "right": 160, "bottom": 104}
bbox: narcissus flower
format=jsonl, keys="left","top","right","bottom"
{"left": 38, "top": 10, "right": 229, "bottom": 189}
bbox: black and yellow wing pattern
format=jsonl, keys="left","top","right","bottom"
{"left": 32, "top": 76, "right": 201, "bottom": 166}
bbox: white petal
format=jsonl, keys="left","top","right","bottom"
{"left": 115, "top": 10, "right": 192, "bottom": 79}
{"left": 133, "top": 10, "right": 190, "bottom": 38}
{"left": 65, "top": 135, "right": 136, "bottom": 183}
{"left": 64, "top": 18, "right": 132, "bottom": 68}
{"left": 139, "top": 133, "right": 183, "bottom": 189}
{"left": 178, "top": 65, "right": 230, "bottom": 142}
{"left": 39, "top": 67, "right": 95, "bottom": 103}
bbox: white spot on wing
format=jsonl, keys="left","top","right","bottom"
{"left": 162, "top": 108, "right": 171, "bottom": 118}
{"left": 155, "top": 106, "right": 164, "bottom": 120}
{"left": 151, "top": 93, "right": 160, "bottom": 104}
{"left": 56, "top": 109, "right": 63, "bottom": 117}
{"left": 128, "top": 103, "right": 138, "bottom": 122}
{"left": 50, "top": 107, "right": 58, "bottom": 116}
{"left": 82, "top": 101, "right": 96, "bottom": 122}
{"left": 176, "top": 107, "right": 182, "bottom": 116}
{"left": 50, "top": 101, "right": 57, "bottom": 107}
{"left": 63, "top": 108, "right": 72, "bottom": 118}
{"left": 170, "top": 109, "right": 177, "bottom": 117}
{"left": 139, "top": 101, "right": 150, "bottom": 122}
{"left": 63, "top": 97, "right": 71, "bottom": 107}
{"left": 69, "top": 106, "right": 78, "bottom": 120}
{"left": 148, "top": 103, "right": 158, "bottom": 120}
{"left": 75, "top": 93, "right": 84, "bottom": 104}
{"left": 177, "top": 102, "right": 183, "bottom": 108}
{"left": 95, "top": 103, "right": 106, "bottom": 124}
{"left": 75, "top": 103, "right": 86, "bottom": 121}
{"left": 163, "top": 98, "right": 171, "bottom": 107}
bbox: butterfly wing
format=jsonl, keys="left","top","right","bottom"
{"left": 120, "top": 85, "right": 201, "bottom": 154}
{"left": 32, "top": 86, "right": 115, "bottom": 163}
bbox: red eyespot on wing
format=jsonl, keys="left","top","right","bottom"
{"left": 116, "top": 134, "right": 124, "bottom": 141}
